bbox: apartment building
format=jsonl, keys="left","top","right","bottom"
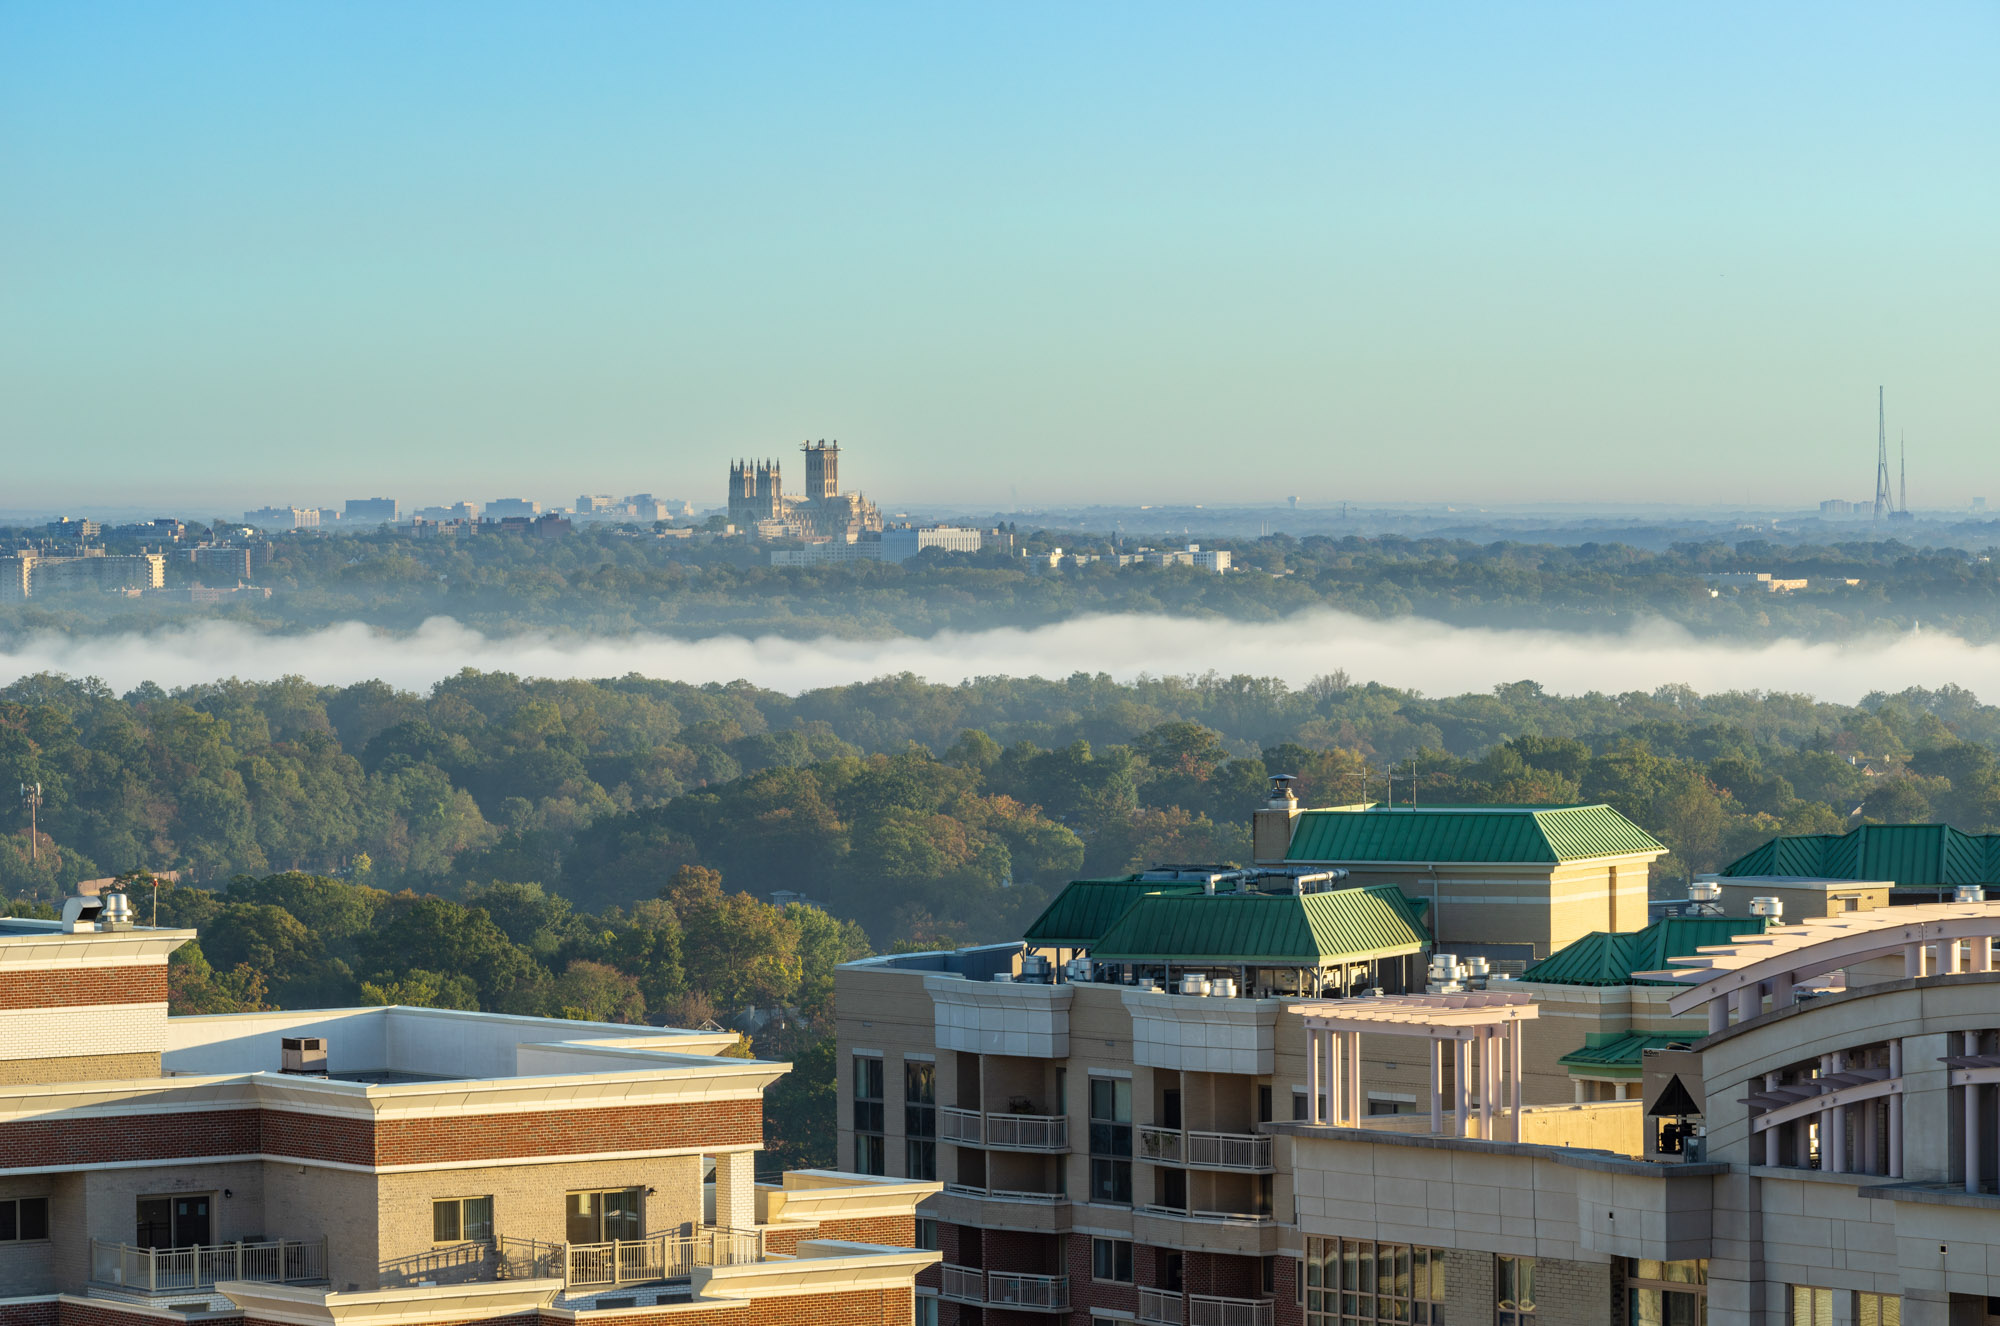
{"left": 0, "top": 887, "right": 939, "bottom": 1326}
{"left": 1278, "top": 895, "right": 2000, "bottom": 1326}
{"left": 0, "top": 550, "right": 168, "bottom": 597}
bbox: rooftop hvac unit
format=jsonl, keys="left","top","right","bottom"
{"left": 1019, "top": 954, "right": 1051, "bottom": 982}
{"left": 60, "top": 896, "right": 103, "bottom": 934}
{"left": 991, "top": 973, "right": 1014, "bottom": 983}
{"left": 99, "top": 891, "right": 135, "bottom": 931}
{"left": 1687, "top": 881, "right": 1722, "bottom": 904}
{"left": 281, "top": 1037, "right": 328, "bottom": 1076}
{"left": 1747, "top": 897, "right": 1784, "bottom": 921}
{"left": 1956, "top": 886, "right": 1987, "bottom": 904}
{"left": 1210, "top": 977, "right": 1237, "bottom": 999}
{"left": 1179, "top": 974, "right": 1211, "bottom": 997}
{"left": 1065, "top": 958, "right": 1094, "bottom": 983}
{"left": 1463, "top": 956, "right": 1490, "bottom": 979}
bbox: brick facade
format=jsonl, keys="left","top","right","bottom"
{"left": 765, "top": 1213, "right": 916, "bottom": 1255}
{"left": 0, "top": 1300, "right": 55, "bottom": 1326}
{"left": 0, "top": 967, "right": 165, "bottom": 1011}
{"left": 0, "top": 1098, "right": 761, "bottom": 1172}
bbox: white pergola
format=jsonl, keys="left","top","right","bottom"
{"left": 1289, "top": 991, "right": 1538, "bottom": 1140}
{"left": 1635, "top": 902, "right": 2000, "bottom": 1032}
{"left": 1641, "top": 901, "right": 2000, "bottom": 1192}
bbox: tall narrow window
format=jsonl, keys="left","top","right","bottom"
{"left": 565, "top": 1189, "right": 641, "bottom": 1244}
{"left": 1088, "top": 1077, "right": 1133, "bottom": 1205}
{"left": 1497, "top": 1255, "right": 1536, "bottom": 1326}
{"left": 853, "top": 1055, "right": 886, "bottom": 1176}
{"left": 1626, "top": 1258, "right": 1706, "bottom": 1326}
{"left": 1855, "top": 1291, "right": 1900, "bottom": 1326}
{"left": 1790, "top": 1286, "right": 1833, "bottom": 1326}
{"left": 905, "top": 1060, "right": 937, "bottom": 1181}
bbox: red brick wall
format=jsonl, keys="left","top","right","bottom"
{"left": 0, "top": 1097, "right": 760, "bottom": 1170}
{"left": 62, "top": 1304, "right": 238, "bottom": 1326}
{"left": 534, "top": 1288, "right": 909, "bottom": 1326}
{"left": 0, "top": 966, "right": 165, "bottom": 1010}
{"left": 1275, "top": 1254, "right": 1301, "bottom": 1326}
{"left": 375, "top": 1099, "right": 761, "bottom": 1165}
{"left": 1066, "top": 1231, "right": 1136, "bottom": 1322}
{"left": 0, "top": 1299, "right": 55, "bottom": 1326}
{"left": 980, "top": 1229, "right": 1059, "bottom": 1276}
{"left": 764, "top": 1213, "right": 915, "bottom": 1256}
{"left": 1185, "top": 1250, "right": 1262, "bottom": 1299}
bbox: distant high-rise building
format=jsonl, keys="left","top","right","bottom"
{"left": 344, "top": 497, "right": 399, "bottom": 523}
{"left": 244, "top": 506, "right": 316, "bottom": 529}
{"left": 1820, "top": 499, "right": 1855, "bottom": 518}
{"left": 485, "top": 497, "right": 540, "bottom": 520}
{"left": 802, "top": 441, "right": 839, "bottom": 502}
{"left": 45, "top": 517, "right": 101, "bottom": 540}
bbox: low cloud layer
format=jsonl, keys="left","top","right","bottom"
{"left": 0, "top": 612, "right": 1991, "bottom": 704}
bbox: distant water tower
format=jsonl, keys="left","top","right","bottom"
{"left": 1288, "top": 495, "right": 1299, "bottom": 510}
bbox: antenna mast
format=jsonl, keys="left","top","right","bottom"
{"left": 1900, "top": 431, "right": 1907, "bottom": 513}
{"left": 1873, "top": 387, "right": 1891, "bottom": 522}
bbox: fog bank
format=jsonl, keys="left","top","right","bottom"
{"left": 0, "top": 612, "right": 1989, "bottom": 704}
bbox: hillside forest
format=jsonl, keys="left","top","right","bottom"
{"left": 10, "top": 668, "right": 2000, "bottom": 1165}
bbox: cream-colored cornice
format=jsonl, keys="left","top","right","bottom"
{"left": 218, "top": 1277, "right": 561, "bottom": 1326}
{"left": 0, "top": 929, "right": 191, "bottom": 970}
{"left": 691, "top": 1242, "right": 939, "bottom": 1299}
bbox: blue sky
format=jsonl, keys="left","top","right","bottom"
{"left": 1, "top": 2, "right": 1993, "bottom": 511}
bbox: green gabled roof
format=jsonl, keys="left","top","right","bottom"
{"left": 1558, "top": 1032, "right": 1689, "bottom": 1076}
{"left": 1719, "top": 823, "right": 2000, "bottom": 889}
{"left": 1022, "top": 878, "right": 1203, "bottom": 946}
{"left": 1520, "top": 916, "right": 1770, "bottom": 987}
{"left": 1284, "top": 805, "right": 1664, "bottom": 865}
{"left": 1089, "top": 886, "right": 1431, "bottom": 966}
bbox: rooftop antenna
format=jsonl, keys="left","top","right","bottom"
{"left": 1900, "top": 431, "right": 1907, "bottom": 513}
{"left": 1873, "top": 387, "right": 1891, "bottom": 523}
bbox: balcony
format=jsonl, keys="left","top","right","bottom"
{"left": 943, "top": 1183, "right": 1065, "bottom": 1203}
{"left": 90, "top": 1239, "right": 328, "bottom": 1295}
{"left": 1190, "top": 1293, "right": 1276, "bottom": 1326}
{"left": 1137, "top": 1128, "right": 1272, "bottom": 1171}
{"left": 495, "top": 1228, "right": 762, "bottom": 1290}
{"left": 1139, "top": 1286, "right": 1184, "bottom": 1325}
{"left": 939, "top": 1107, "right": 1070, "bottom": 1151}
{"left": 938, "top": 1266, "right": 1069, "bottom": 1312}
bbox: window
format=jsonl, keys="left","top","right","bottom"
{"left": 1498, "top": 1255, "right": 1536, "bottom": 1326}
{"left": 905, "top": 1060, "right": 937, "bottom": 1181}
{"left": 1855, "top": 1293, "right": 1899, "bottom": 1326}
{"left": 136, "top": 1195, "right": 210, "bottom": 1249}
{"left": 432, "top": 1197, "right": 494, "bottom": 1243}
{"left": 1304, "top": 1237, "right": 1445, "bottom": 1326}
{"left": 0, "top": 1198, "right": 48, "bottom": 1243}
{"left": 1627, "top": 1257, "right": 1706, "bottom": 1326}
{"left": 1092, "top": 1238, "right": 1134, "bottom": 1283}
{"left": 1258, "top": 1085, "right": 1273, "bottom": 1124}
{"left": 854, "top": 1055, "right": 886, "bottom": 1176}
{"left": 1089, "top": 1077, "right": 1133, "bottom": 1205}
{"left": 1157, "top": 1167, "right": 1187, "bottom": 1211}
{"left": 565, "top": 1189, "right": 641, "bottom": 1244}
{"left": 915, "top": 1296, "right": 940, "bottom": 1326}
{"left": 914, "top": 1218, "right": 938, "bottom": 1252}
{"left": 1790, "top": 1287, "right": 1832, "bottom": 1326}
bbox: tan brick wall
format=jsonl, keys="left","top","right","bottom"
{"left": 0, "top": 1053, "right": 160, "bottom": 1085}
{"left": 1531, "top": 1255, "right": 1616, "bottom": 1326}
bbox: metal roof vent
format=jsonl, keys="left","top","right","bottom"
{"left": 60, "top": 896, "right": 104, "bottom": 934}
{"left": 1956, "top": 886, "right": 1987, "bottom": 904}
{"left": 1267, "top": 774, "right": 1298, "bottom": 808}
{"left": 99, "top": 890, "right": 135, "bottom": 931}
{"left": 1748, "top": 896, "right": 1783, "bottom": 922}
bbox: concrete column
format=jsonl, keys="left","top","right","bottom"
{"left": 1945, "top": 940, "right": 1964, "bottom": 975}
{"left": 1429, "top": 1037, "right": 1444, "bottom": 1135}
{"left": 1325, "top": 1026, "right": 1342, "bottom": 1126}
{"left": 1453, "top": 1037, "right": 1470, "bottom": 1138}
{"left": 1968, "top": 1032, "right": 1984, "bottom": 1200}
{"left": 1905, "top": 942, "right": 1925, "bottom": 978}
{"left": 1731, "top": 984, "right": 1758, "bottom": 1023}
{"left": 1708, "top": 998, "right": 1727, "bottom": 1035}
{"left": 1829, "top": 1051, "right": 1846, "bottom": 1174}
{"left": 1477, "top": 1030, "right": 1493, "bottom": 1141}
{"left": 1574, "top": 1079, "right": 1585, "bottom": 1104}
{"left": 713, "top": 1150, "right": 756, "bottom": 1231}
{"left": 1888, "top": 1038, "right": 1904, "bottom": 1180}
{"left": 1764, "top": 1073, "right": 1780, "bottom": 1168}
{"left": 1346, "top": 1032, "right": 1362, "bottom": 1125}
{"left": 1509, "top": 1024, "right": 1524, "bottom": 1141}
{"left": 1818, "top": 1053, "right": 1833, "bottom": 1171}
{"left": 1774, "top": 974, "right": 1796, "bottom": 1009}
{"left": 1307, "top": 1028, "right": 1323, "bottom": 1125}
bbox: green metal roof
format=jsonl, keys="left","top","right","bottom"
{"left": 1558, "top": 1032, "right": 1689, "bottom": 1077}
{"left": 1022, "top": 878, "right": 1203, "bottom": 946}
{"left": 1088, "top": 885, "right": 1431, "bottom": 965}
{"left": 1719, "top": 823, "right": 2000, "bottom": 890}
{"left": 1520, "top": 916, "right": 1771, "bottom": 987}
{"left": 1284, "top": 805, "right": 1664, "bottom": 865}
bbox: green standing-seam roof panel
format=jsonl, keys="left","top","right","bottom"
{"left": 1558, "top": 1032, "right": 1689, "bottom": 1074}
{"left": 1718, "top": 823, "right": 2000, "bottom": 890}
{"left": 1021, "top": 878, "right": 1203, "bottom": 946}
{"left": 1285, "top": 805, "right": 1664, "bottom": 865}
{"left": 1089, "top": 885, "right": 1431, "bottom": 965}
{"left": 1520, "top": 915, "right": 1771, "bottom": 987}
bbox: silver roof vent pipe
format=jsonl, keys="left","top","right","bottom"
{"left": 98, "top": 890, "right": 135, "bottom": 931}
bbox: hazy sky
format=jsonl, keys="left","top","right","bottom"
{"left": 3, "top": 3, "right": 1994, "bottom": 511}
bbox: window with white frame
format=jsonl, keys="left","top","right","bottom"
{"left": 0, "top": 1198, "right": 47, "bottom": 1243}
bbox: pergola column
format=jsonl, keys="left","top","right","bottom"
{"left": 1325, "top": 1027, "right": 1342, "bottom": 1126}
{"left": 1905, "top": 943, "right": 1925, "bottom": 978}
{"left": 1976, "top": 937, "right": 1995, "bottom": 973}
{"left": 1817, "top": 1054, "right": 1834, "bottom": 1171}
{"left": 1307, "top": 1028, "right": 1324, "bottom": 1124}
{"left": 1707, "top": 998, "right": 1727, "bottom": 1034}
{"left": 1763, "top": 1073, "right": 1780, "bottom": 1167}
{"left": 1944, "top": 940, "right": 1964, "bottom": 975}
{"left": 1967, "top": 1031, "right": 1982, "bottom": 1195}
{"left": 1477, "top": 1029, "right": 1493, "bottom": 1141}
{"left": 1428, "top": 1037, "right": 1444, "bottom": 1135}
{"left": 1827, "top": 1051, "right": 1846, "bottom": 1174}
{"left": 1346, "top": 1031, "right": 1362, "bottom": 1125}
{"left": 1509, "top": 1023, "right": 1524, "bottom": 1141}
{"left": 1888, "top": 1039, "right": 1904, "bottom": 1179}
{"left": 1452, "top": 1037, "right": 1471, "bottom": 1138}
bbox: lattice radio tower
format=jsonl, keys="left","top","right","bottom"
{"left": 1872, "top": 386, "right": 1892, "bottom": 523}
